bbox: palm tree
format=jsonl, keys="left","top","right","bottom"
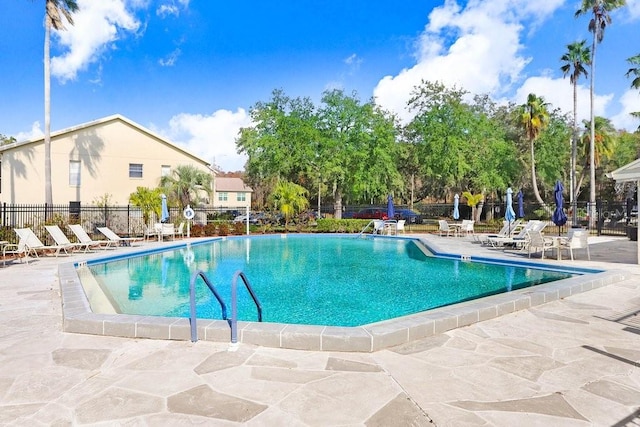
{"left": 575, "top": 116, "right": 616, "bottom": 198}
{"left": 270, "top": 180, "right": 309, "bottom": 230}
{"left": 626, "top": 54, "right": 640, "bottom": 129}
{"left": 560, "top": 40, "right": 591, "bottom": 224}
{"left": 575, "top": 0, "right": 626, "bottom": 226}
{"left": 160, "top": 165, "right": 213, "bottom": 209}
{"left": 43, "top": 0, "right": 79, "bottom": 206}
{"left": 129, "top": 186, "right": 163, "bottom": 225}
{"left": 518, "top": 93, "right": 550, "bottom": 207}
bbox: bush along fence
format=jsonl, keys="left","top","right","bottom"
{"left": 0, "top": 199, "right": 631, "bottom": 245}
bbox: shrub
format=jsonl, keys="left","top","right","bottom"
{"left": 217, "top": 222, "right": 230, "bottom": 236}
{"left": 204, "top": 223, "right": 217, "bottom": 236}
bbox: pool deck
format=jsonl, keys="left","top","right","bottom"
{"left": 1, "top": 233, "right": 639, "bottom": 425}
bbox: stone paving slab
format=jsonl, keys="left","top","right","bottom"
{"left": 0, "top": 234, "right": 638, "bottom": 425}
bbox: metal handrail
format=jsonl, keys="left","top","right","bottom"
{"left": 189, "top": 270, "right": 227, "bottom": 342}
{"left": 230, "top": 270, "right": 263, "bottom": 344}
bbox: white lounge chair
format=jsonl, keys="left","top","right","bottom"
{"left": 487, "top": 220, "right": 545, "bottom": 248}
{"left": 97, "top": 227, "right": 144, "bottom": 246}
{"left": 476, "top": 219, "right": 522, "bottom": 244}
{"left": 44, "top": 225, "right": 82, "bottom": 253}
{"left": 14, "top": 227, "right": 71, "bottom": 257}
{"left": 68, "top": 224, "right": 116, "bottom": 249}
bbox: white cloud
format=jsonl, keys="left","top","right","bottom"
{"left": 159, "top": 109, "right": 252, "bottom": 172}
{"left": 51, "top": 0, "right": 140, "bottom": 82}
{"left": 611, "top": 89, "right": 640, "bottom": 130}
{"left": 159, "top": 48, "right": 181, "bottom": 67}
{"left": 156, "top": 0, "right": 190, "bottom": 18}
{"left": 374, "top": 0, "right": 537, "bottom": 122}
{"left": 15, "top": 122, "right": 44, "bottom": 142}
{"left": 623, "top": 0, "right": 640, "bottom": 20}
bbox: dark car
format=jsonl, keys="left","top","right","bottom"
{"left": 394, "top": 208, "right": 423, "bottom": 224}
{"left": 352, "top": 208, "right": 388, "bottom": 220}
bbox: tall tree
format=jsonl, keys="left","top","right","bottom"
{"left": 43, "top": 0, "right": 79, "bottom": 205}
{"left": 575, "top": 0, "right": 626, "bottom": 224}
{"left": 625, "top": 53, "right": 640, "bottom": 129}
{"left": 517, "top": 93, "right": 550, "bottom": 207}
{"left": 560, "top": 40, "right": 590, "bottom": 223}
{"left": 160, "top": 165, "right": 213, "bottom": 209}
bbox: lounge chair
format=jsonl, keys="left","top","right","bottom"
{"left": 14, "top": 227, "right": 71, "bottom": 257}
{"left": 487, "top": 220, "right": 545, "bottom": 248}
{"left": 476, "top": 219, "right": 522, "bottom": 244}
{"left": 68, "top": 224, "right": 116, "bottom": 249}
{"left": 97, "top": 227, "right": 144, "bottom": 246}
{"left": 44, "top": 225, "right": 83, "bottom": 253}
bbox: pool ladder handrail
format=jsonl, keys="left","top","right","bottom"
{"left": 188, "top": 269, "right": 263, "bottom": 345}
{"left": 189, "top": 270, "right": 228, "bottom": 342}
{"left": 230, "top": 270, "right": 263, "bottom": 344}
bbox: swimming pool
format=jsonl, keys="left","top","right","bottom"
{"left": 62, "top": 234, "right": 620, "bottom": 351}
{"left": 84, "top": 234, "right": 575, "bottom": 327}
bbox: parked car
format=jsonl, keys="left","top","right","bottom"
{"left": 233, "top": 212, "right": 266, "bottom": 224}
{"left": 352, "top": 208, "right": 389, "bottom": 220}
{"left": 393, "top": 209, "right": 423, "bottom": 224}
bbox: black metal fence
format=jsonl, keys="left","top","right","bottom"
{"left": 1, "top": 199, "right": 634, "bottom": 245}
{"left": 0, "top": 203, "right": 251, "bottom": 244}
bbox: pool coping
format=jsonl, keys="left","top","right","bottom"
{"left": 58, "top": 236, "right": 628, "bottom": 352}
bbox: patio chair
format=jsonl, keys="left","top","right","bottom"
{"left": 144, "top": 223, "right": 160, "bottom": 241}
{"left": 97, "top": 227, "right": 144, "bottom": 246}
{"left": 526, "top": 230, "right": 555, "bottom": 259}
{"left": 2, "top": 235, "right": 29, "bottom": 266}
{"left": 68, "top": 224, "right": 116, "bottom": 249}
{"left": 372, "top": 220, "right": 385, "bottom": 234}
{"left": 14, "top": 227, "right": 71, "bottom": 257}
{"left": 44, "top": 225, "right": 87, "bottom": 253}
{"left": 559, "top": 229, "right": 590, "bottom": 261}
{"left": 438, "top": 219, "right": 456, "bottom": 237}
{"left": 396, "top": 220, "right": 406, "bottom": 234}
{"left": 174, "top": 222, "right": 185, "bottom": 239}
{"left": 461, "top": 219, "right": 475, "bottom": 237}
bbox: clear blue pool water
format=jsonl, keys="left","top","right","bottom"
{"left": 85, "top": 235, "right": 576, "bottom": 327}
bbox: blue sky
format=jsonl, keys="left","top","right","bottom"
{"left": 2, "top": 0, "right": 640, "bottom": 172}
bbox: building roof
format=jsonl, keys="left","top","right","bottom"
{"left": 215, "top": 177, "right": 253, "bottom": 192}
{"left": 606, "top": 158, "right": 640, "bottom": 183}
{"left": 0, "top": 114, "right": 212, "bottom": 168}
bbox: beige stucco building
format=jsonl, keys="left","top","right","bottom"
{"left": 213, "top": 177, "right": 253, "bottom": 211}
{"left": 0, "top": 114, "right": 217, "bottom": 206}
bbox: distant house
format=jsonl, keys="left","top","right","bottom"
{"left": 214, "top": 177, "right": 253, "bottom": 210}
{"left": 0, "top": 114, "right": 213, "bottom": 206}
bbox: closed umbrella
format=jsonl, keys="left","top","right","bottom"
{"left": 453, "top": 194, "right": 460, "bottom": 220}
{"left": 505, "top": 188, "right": 516, "bottom": 235}
{"left": 161, "top": 194, "right": 170, "bottom": 223}
{"left": 517, "top": 189, "right": 525, "bottom": 218}
{"left": 552, "top": 180, "right": 567, "bottom": 235}
{"left": 386, "top": 195, "right": 395, "bottom": 220}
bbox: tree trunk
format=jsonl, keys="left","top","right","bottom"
{"left": 530, "top": 138, "right": 546, "bottom": 208}
{"left": 44, "top": 15, "right": 53, "bottom": 206}
{"left": 589, "top": 35, "right": 597, "bottom": 229}
{"left": 333, "top": 187, "right": 342, "bottom": 219}
{"left": 571, "top": 79, "right": 578, "bottom": 225}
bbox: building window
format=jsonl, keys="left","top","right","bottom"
{"left": 237, "top": 192, "right": 246, "bottom": 202}
{"left": 69, "top": 160, "right": 81, "bottom": 186}
{"left": 161, "top": 165, "right": 171, "bottom": 177}
{"left": 129, "top": 163, "right": 143, "bottom": 178}
{"left": 218, "top": 192, "right": 228, "bottom": 202}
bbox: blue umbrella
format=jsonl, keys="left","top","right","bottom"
{"left": 505, "top": 188, "right": 516, "bottom": 234}
{"left": 453, "top": 194, "right": 460, "bottom": 220}
{"left": 552, "top": 180, "right": 567, "bottom": 233}
{"left": 161, "top": 194, "right": 169, "bottom": 223}
{"left": 386, "top": 195, "right": 395, "bottom": 220}
{"left": 517, "top": 189, "right": 525, "bottom": 218}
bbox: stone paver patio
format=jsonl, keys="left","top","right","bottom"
{"left": 0, "top": 233, "right": 638, "bottom": 425}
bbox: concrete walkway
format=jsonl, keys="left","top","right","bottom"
{"left": 0, "top": 234, "right": 639, "bottom": 425}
